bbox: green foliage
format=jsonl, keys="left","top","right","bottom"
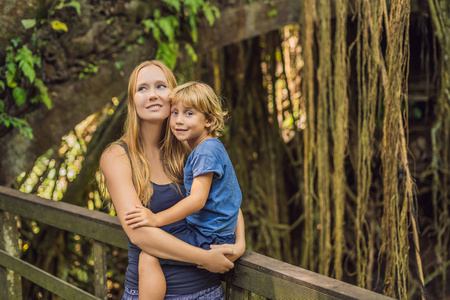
{"left": 55, "top": 0, "right": 82, "bottom": 16}
{"left": 268, "top": 9, "right": 277, "bottom": 17}
{"left": 185, "top": 43, "right": 198, "bottom": 62}
{"left": 0, "top": 41, "right": 52, "bottom": 138}
{"left": 162, "top": 0, "right": 181, "bottom": 12}
{"left": 78, "top": 61, "right": 105, "bottom": 80}
{"left": 141, "top": 0, "right": 219, "bottom": 68}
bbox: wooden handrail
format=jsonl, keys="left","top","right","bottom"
{"left": 0, "top": 186, "right": 392, "bottom": 299}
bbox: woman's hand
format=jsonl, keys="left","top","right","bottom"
{"left": 198, "top": 247, "right": 236, "bottom": 273}
{"left": 210, "top": 242, "right": 245, "bottom": 262}
{"left": 124, "top": 205, "right": 160, "bottom": 228}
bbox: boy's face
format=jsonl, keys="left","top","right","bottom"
{"left": 170, "top": 101, "right": 212, "bottom": 149}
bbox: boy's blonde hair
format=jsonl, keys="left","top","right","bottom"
{"left": 169, "top": 82, "right": 226, "bottom": 138}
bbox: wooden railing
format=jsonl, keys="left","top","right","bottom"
{"left": 0, "top": 186, "right": 392, "bottom": 300}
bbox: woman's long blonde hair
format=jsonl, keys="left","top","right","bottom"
{"left": 103, "top": 60, "right": 188, "bottom": 205}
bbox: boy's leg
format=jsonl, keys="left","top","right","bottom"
{"left": 139, "top": 251, "right": 166, "bottom": 300}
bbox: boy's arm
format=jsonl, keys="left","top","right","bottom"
{"left": 124, "top": 173, "right": 213, "bottom": 228}
{"left": 155, "top": 172, "right": 213, "bottom": 226}
{"left": 210, "top": 209, "right": 246, "bottom": 262}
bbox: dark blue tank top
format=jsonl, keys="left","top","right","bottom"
{"left": 120, "top": 144, "right": 220, "bottom": 294}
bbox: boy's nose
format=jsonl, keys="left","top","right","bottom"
{"left": 175, "top": 115, "right": 183, "bottom": 124}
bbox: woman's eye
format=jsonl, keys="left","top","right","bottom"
{"left": 157, "top": 84, "right": 167, "bottom": 89}
{"left": 137, "top": 86, "right": 146, "bottom": 92}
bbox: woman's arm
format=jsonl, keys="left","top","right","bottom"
{"left": 100, "top": 145, "right": 234, "bottom": 273}
{"left": 210, "top": 208, "right": 246, "bottom": 262}
{"left": 125, "top": 173, "right": 213, "bottom": 228}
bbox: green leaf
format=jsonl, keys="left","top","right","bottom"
{"left": 268, "top": 9, "right": 277, "bottom": 17}
{"left": 0, "top": 81, "right": 5, "bottom": 92}
{"left": 66, "top": 1, "right": 82, "bottom": 15}
{"left": 156, "top": 16, "right": 178, "bottom": 41}
{"left": 16, "top": 46, "right": 34, "bottom": 68}
{"left": 33, "top": 55, "right": 42, "bottom": 68}
{"left": 188, "top": 15, "right": 198, "bottom": 43}
{"left": 115, "top": 61, "right": 124, "bottom": 70}
{"left": 21, "top": 19, "right": 36, "bottom": 29}
{"left": 6, "top": 64, "right": 18, "bottom": 88}
{"left": 137, "top": 36, "right": 145, "bottom": 45}
{"left": 11, "top": 38, "right": 22, "bottom": 48}
{"left": 162, "top": 0, "right": 181, "bottom": 12}
{"left": 185, "top": 43, "right": 197, "bottom": 62}
{"left": 20, "top": 60, "right": 36, "bottom": 83}
{"left": 142, "top": 19, "right": 155, "bottom": 31}
{"left": 202, "top": 2, "right": 216, "bottom": 26}
{"left": 13, "top": 87, "right": 27, "bottom": 107}
{"left": 0, "top": 100, "right": 5, "bottom": 112}
{"left": 156, "top": 42, "right": 178, "bottom": 69}
{"left": 24, "top": 126, "right": 34, "bottom": 139}
{"left": 34, "top": 78, "right": 52, "bottom": 109}
{"left": 185, "top": 0, "right": 202, "bottom": 15}
{"left": 152, "top": 26, "right": 162, "bottom": 42}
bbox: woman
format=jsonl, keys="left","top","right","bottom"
{"left": 100, "top": 60, "right": 245, "bottom": 299}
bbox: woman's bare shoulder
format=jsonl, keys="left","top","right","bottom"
{"left": 100, "top": 143, "right": 128, "bottom": 170}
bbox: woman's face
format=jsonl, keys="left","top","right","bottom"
{"left": 134, "top": 65, "right": 171, "bottom": 123}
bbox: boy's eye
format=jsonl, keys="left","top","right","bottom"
{"left": 171, "top": 110, "right": 178, "bottom": 115}
{"left": 186, "top": 111, "right": 193, "bottom": 116}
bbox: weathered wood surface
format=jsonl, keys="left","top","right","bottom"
{"left": 93, "top": 241, "right": 108, "bottom": 300}
{"left": 0, "top": 211, "right": 22, "bottom": 300}
{"left": 0, "top": 186, "right": 394, "bottom": 299}
{"left": 0, "top": 249, "right": 101, "bottom": 300}
{"left": 0, "top": 186, "right": 127, "bottom": 249}
{"left": 222, "top": 251, "right": 393, "bottom": 300}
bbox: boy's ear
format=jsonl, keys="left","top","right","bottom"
{"left": 205, "top": 118, "right": 214, "bottom": 128}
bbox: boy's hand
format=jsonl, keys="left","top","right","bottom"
{"left": 197, "top": 248, "right": 235, "bottom": 273}
{"left": 210, "top": 243, "right": 245, "bottom": 262}
{"left": 124, "top": 205, "right": 159, "bottom": 228}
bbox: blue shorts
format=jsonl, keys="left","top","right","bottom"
{"left": 121, "top": 284, "right": 224, "bottom": 300}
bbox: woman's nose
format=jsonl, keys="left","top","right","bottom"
{"left": 148, "top": 88, "right": 157, "bottom": 99}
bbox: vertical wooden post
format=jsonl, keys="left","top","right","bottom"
{"left": 93, "top": 240, "right": 107, "bottom": 300}
{"left": 0, "top": 211, "right": 22, "bottom": 300}
{"left": 225, "top": 283, "right": 247, "bottom": 300}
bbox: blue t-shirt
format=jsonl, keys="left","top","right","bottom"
{"left": 184, "top": 138, "right": 242, "bottom": 237}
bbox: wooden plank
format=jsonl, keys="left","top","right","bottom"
{"left": 0, "top": 249, "right": 101, "bottom": 300}
{"left": 0, "top": 187, "right": 394, "bottom": 299}
{"left": 222, "top": 251, "right": 394, "bottom": 300}
{"left": 94, "top": 241, "right": 108, "bottom": 300}
{"left": 0, "top": 186, "right": 128, "bottom": 249}
{"left": 226, "top": 283, "right": 247, "bottom": 300}
{"left": 0, "top": 211, "right": 22, "bottom": 300}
